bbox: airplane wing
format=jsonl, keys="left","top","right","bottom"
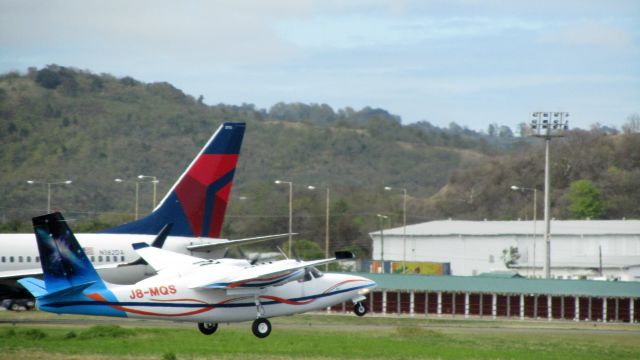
{"left": 132, "top": 242, "right": 205, "bottom": 273}
{"left": 186, "top": 233, "right": 296, "bottom": 252}
{"left": 189, "top": 251, "right": 354, "bottom": 290}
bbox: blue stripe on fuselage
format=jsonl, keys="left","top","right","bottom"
{"left": 42, "top": 283, "right": 375, "bottom": 310}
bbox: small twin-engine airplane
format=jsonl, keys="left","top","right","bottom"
{"left": 19, "top": 212, "right": 377, "bottom": 338}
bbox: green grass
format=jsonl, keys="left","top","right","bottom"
{"left": 0, "top": 313, "right": 639, "bottom": 359}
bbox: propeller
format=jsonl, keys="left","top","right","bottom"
{"left": 237, "top": 247, "right": 261, "bottom": 265}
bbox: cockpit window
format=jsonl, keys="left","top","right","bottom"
{"left": 298, "top": 267, "right": 324, "bottom": 283}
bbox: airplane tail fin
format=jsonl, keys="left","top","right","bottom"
{"left": 103, "top": 122, "right": 246, "bottom": 238}
{"left": 26, "top": 212, "right": 106, "bottom": 296}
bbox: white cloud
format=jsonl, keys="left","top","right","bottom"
{"left": 553, "top": 22, "right": 635, "bottom": 48}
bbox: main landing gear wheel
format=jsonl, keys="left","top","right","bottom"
{"left": 354, "top": 301, "right": 368, "bottom": 317}
{"left": 198, "top": 322, "right": 218, "bottom": 335}
{"left": 252, "top": 318, "right": 272, "bottom": 338}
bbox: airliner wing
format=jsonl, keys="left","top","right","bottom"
{"left": 189, "top": 252, "right": 354, "bottom": 289}
{"left": 186, "top": 233, "right": 295, "bottom": 252}
{"left": 0, "top": 268, "right": 45, "bottom": 279}
{"left": 0, "top": 262, "right": 131, "bottom": 281}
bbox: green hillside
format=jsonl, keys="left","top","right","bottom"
{"left": 1, "top": 65, "right": 638, "bottom": 254}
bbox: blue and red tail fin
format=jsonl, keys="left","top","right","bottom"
{"left": 29, "top": 212, "right": 105, "bottom": 294}
{"left": 102, "top": 122, "right": 246, "bottom": 238}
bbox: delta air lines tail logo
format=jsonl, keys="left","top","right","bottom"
{"left": 174, "top": 153, "right": 238, "bottom": 238}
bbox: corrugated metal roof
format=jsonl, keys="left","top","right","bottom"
{"left": 371, "top": 219, "right": 640, "bottom": 237}
{"left": 353, "top": 272, "right": 640, "bottom": 298}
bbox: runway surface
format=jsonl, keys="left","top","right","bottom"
{"left": 2, "top": 310, "right": 639, "bottom": 336}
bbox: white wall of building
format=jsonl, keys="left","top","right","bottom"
{"left": 370, "top": 220, "right": 640, "bottom": 279}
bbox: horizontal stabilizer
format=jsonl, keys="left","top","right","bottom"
{"left": 38, "top": 281, "right": 96, "bottom": 301}
{"left": 17, "top": 277, "right": 47, "bottom": 298}
{"left": 18, "top": 277, "right": 95, "bottom": 300}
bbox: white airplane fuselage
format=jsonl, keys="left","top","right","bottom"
{"left": 0, "top": 233, "right": 227, "bottom": 284}
{"left": 40, "top": 270, "right": 376, "bottom": 323}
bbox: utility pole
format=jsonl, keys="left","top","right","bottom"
{"left": 385, "top": 186, "right": 408, "bottom": 273}
{"left": 377, "top": 214, "right": 388, "bottom": 274}
{"left": 510, "top": 185, "right": 538, "bottom": 276}
{"left": 275, "top": 180, "right": 293, "bottom": 257}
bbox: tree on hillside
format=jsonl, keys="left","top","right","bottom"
{"left": 35, "top": 68, "right": 62, "bottom": 89}
{"left": 567, "top": 180, "right": 604, "bottom": 219}
{"left": 622, "top": 113, "right": 640, "bottom": 134}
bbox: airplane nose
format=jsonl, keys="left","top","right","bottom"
{"left": 353, "top": 276, "right": 377, "bottom": 294}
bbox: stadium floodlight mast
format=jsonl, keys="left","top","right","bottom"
{"left": 275, "top": 180, "right": 293, "bottom": 257}
{"left": 384, "top": 186, "right": 408, "bottom": 273}
{"left": 26, "top": 180, "right": 73, "bottom": 213}
{"left": 376, "top": 214, "right": 389, "bottom": 274}
{"left": 529, "top": 112, "right": 569, "bottom": 279}
{"left": 307, "top": 185, "right": 331, "bottom": 271}
{"left": 510, "top": 185, "right": 539, "bottom": 277}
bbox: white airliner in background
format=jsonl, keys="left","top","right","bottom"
{"left": 0, "top": 122, "right": 288, "bottom": 302}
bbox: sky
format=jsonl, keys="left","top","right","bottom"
{"left": 1, "top": 0, "right": 639, "bottom": 131}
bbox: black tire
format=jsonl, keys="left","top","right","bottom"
{"left": 252, "top": 318, "right": 271, "bottom": 338}
{"left": 197, "top": 322, "right": 218, "bottom": 335}
{"left": 354, "top": 301, "right": 367, "bottom": 317}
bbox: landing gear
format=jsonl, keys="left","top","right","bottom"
{"left": 197, "top": 322, "right": 218, "bottom": 335}
{"left": 252, "top": 318, "right": 272, "bottom": 338}
{"left": 354, "top": 301, "right": 368, "bottom": 317}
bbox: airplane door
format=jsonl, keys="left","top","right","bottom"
{"left": 299, "top": 269, "right": 313, "bottom": 298}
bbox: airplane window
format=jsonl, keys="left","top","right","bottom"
{"left": 10, "top": 256, "right": 14, "bottom": 263}
{"left": 1, "top": 256, "right": 5, "bottom": 263}
{"left": 106, "top": 256, "right": 110, "bottom": 262}
{"left": 91, "top": 256, "right": 95, "bottom": 262}
{"left": 121, "top": 256, "right": 125, "bottom": 262}
{"left": 35, "top": 257, "right": 39, "bottom": 263}
{"left": 18, "top": 256, "right": 23, "bottom": 263}
{"left": 98, "top": 256, "right": 103, "bottom": 262}
{"left": 26, "top": 256, "right": 31, "bottom": 262}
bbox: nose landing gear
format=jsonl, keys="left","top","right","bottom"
{"left": 354, "top": 301, "right": 368, "bottom": 316}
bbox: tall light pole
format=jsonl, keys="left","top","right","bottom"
{"left": 376, "top": 214, "right": 389, "bottom": 273}
{"left": 530, "top": 111, "right": 569, "bottom": 279}
{"left": 115, "top": 178, "right": 141, "bottom": 220}
{"left": 385, "top": 186, "right": 408, "bottom": 273}
{"left": 27, "top": 180, "right": 73, "bottom": 213}
{"left": 138, "top": 175, "right": 159, "bottom": 209}
{"left": 511, "top": 185, "right": 538, "bottom": 277}
{"left": 275, "top": 180, "right": 293, "bottom": 257}
{"left": 308, "top": 185, "right": 330, "bottom": 270}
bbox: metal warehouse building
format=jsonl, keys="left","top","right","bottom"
{"left": 369, "top": 219, "right": 640, "bottom": 280}
{"left": 330, "top": 273, "right": 640, "bottom": 323}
